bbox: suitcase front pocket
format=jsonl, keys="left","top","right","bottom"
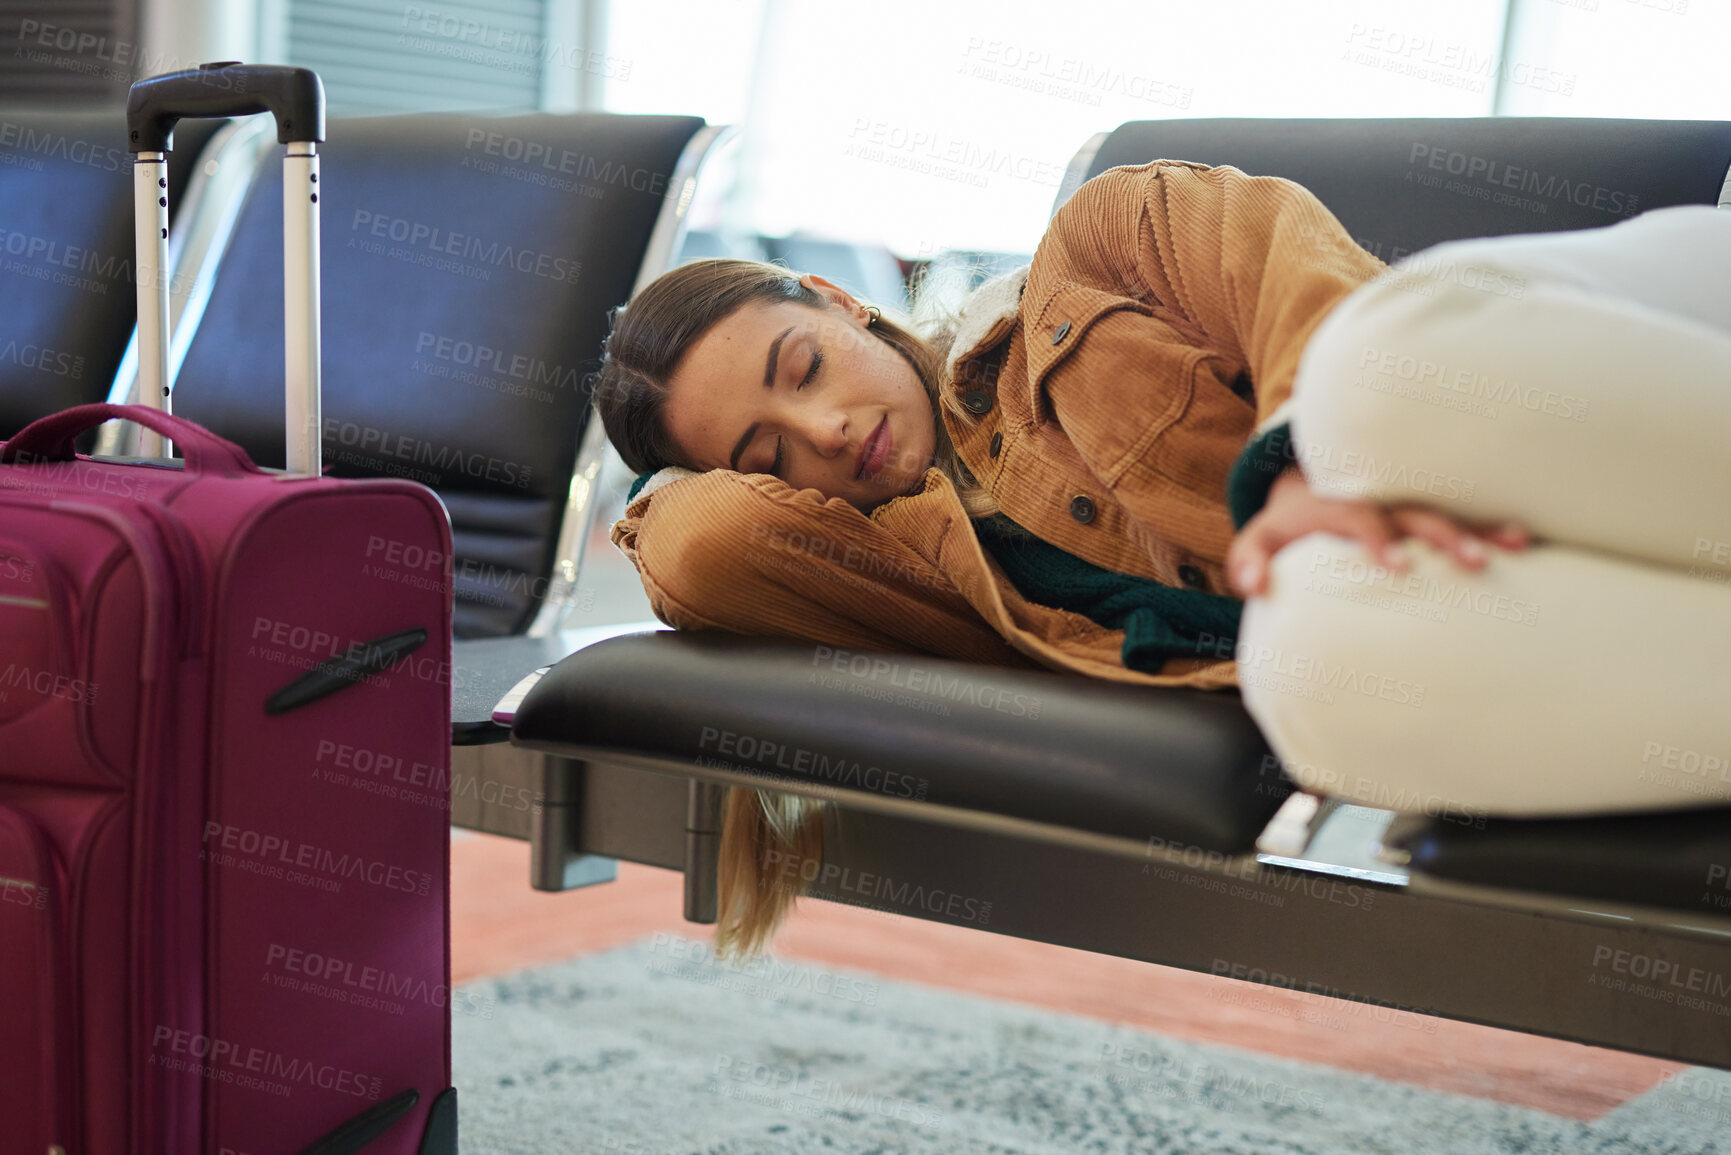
{"left": 0, "top": 538, "right": 75, "bottom": 729}
{"left": 0, "top": 803, "right": 71, "bottom": 1154}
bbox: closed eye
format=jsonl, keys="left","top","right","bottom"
{"left": 767, "top": 349, "right": 823, "bottom": 477}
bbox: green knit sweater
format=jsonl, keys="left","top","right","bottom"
{"left": 971, "top": 513, "right": 1244, "bottom": 673}
{"left": 968, "top": 419, "right": 1291, "bottom": 673}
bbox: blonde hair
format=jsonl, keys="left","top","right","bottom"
{"left": 593, "top": 256, "right": 1000, "bottom": 958}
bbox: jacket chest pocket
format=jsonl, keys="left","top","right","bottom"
{"left": 1034, "top": 305, "right": 1212, "bottom": 487}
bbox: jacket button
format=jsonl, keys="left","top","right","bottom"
{"left": 988, "top": 432, "right": 1002, "bottom": 458}
{"left": 1051, "top": 320, "right": 1071, "bottom": 345}
{"left": 1069, "top": 494, "right": 1096, "bottom": 524}
{"left": 1178, "top": 564, "right": 1207, "bottom": 589}
{"left": 962, "top": 389, "right": 993, "bottom": 415}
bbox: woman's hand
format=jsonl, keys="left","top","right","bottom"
{"left": 1227, "top": 464, "right": 1532, "bottom": 599}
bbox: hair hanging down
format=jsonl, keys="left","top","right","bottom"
{"left": 591, "top": 257, "right": 1000, "bottom": 959}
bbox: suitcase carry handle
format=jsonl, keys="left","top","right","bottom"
{"left": 0, "top": 404, "right": 258, "bottom": 477}
{"left": 127, "top": 63, "right": 325, "bottom": 152}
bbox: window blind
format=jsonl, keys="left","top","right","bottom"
{"left": 287, "top": 0, "right": 546, "bottom": 113}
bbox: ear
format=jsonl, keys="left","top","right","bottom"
{"left": 797, "top": 273, "right": 869, "bottom": 323}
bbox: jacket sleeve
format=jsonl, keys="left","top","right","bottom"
{"left": 1047, "top": 161, "right": 1385, "bottom": 528}
{"left": 612, "top": 469, "right": 1035, "bottom": 668}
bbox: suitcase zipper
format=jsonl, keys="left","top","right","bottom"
{"left": 130, "top": 499, "right": 207, "bottom": 659}
{"left": 0, "top": 804, "right": 73, "bottom": 1154}
{"left": 17, "top": 496, "right": 207, "bottom": 1150}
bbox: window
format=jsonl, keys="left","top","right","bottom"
{"left": 606, "top": 0, "right": 1508, "bottom": 257}
{"left": 1499, "top": 0, "right": 1731, "bottom": 118}
{"left": 284, "top": 0, "right": 552, "bottom": 113}
{"left": 0, "top": 1, "right": 136, "bottom": 102}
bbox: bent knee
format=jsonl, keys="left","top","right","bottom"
{"left": 1233, "top": 532, "right": 1439, "bottom": 803}
{"left": 1233, "top": 531, "right": 1414, "bottom": 709}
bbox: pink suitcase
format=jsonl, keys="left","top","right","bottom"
{"left": 0, "top": 65, "right": 456, "bottom": 1155}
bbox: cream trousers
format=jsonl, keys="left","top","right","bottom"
{"left": 1237, "top": 204, "right": 1731, "bottom": 819}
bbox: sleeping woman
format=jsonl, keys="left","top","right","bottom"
{"left": 590, "top": 160, "right": 1731, "bottom": 956}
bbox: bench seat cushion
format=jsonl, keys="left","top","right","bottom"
{"left": 511, "top": 631, "right": 1291, "bottom": 853}
{"left": 1396, "top": 810, "right": 1731, "bottom": 917}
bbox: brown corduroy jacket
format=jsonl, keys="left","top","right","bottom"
{"left": 612, "top": 160, "right": 1386, "bottom": 689}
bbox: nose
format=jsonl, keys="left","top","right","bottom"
{"left": 781, "top": 398, "right": 850, "bottom": 458}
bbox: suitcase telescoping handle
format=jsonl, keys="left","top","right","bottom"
{"left": 125, "top": 63, "right": 326, "bottom": 475}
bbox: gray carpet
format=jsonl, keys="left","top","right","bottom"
{"left": 452, "top": 934, "right": 1731, "bottom": 1154}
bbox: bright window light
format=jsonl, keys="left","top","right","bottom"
{"left": 1501, "top": 0, "right": 1731, "bottom": 118}
{"left": 603, "top": 0, "right": 1718, "bottom": 256}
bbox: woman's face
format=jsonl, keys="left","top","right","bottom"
{"left": 662, "top": 274, "right": 937, "bottom": 512}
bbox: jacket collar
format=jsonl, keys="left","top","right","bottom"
{"left": 944, "top": 263, "right": 1030, "bottom": 384}
{"left": 626, "top": 464, "right": 699, "bottom": 514}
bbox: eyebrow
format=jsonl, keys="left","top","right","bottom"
{"left": 728, "top": 325, "right": 795, "bottom": 472}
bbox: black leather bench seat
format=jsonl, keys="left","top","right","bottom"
{"left": 511, "top": 631, "right": 1292, "bottom": 854}
{"left": 1396, "top": 808, "right": 1731, "bottom": 919}
{"left": 451, "top": 631, "right": 577, "bottom": 745}
{"left": 509, "top": 633, "right": 1731, "bottom": 918}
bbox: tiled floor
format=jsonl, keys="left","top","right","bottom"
{"left": 451, "top": 831, "right": 1682, "bottom": 1123}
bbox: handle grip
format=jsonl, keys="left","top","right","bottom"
{"left": 127, "top": 62, "right": 325, "bottom": 152}
{"left": 0, "top": 404, "right": 260, "bottom": 477}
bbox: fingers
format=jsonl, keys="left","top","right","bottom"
{"left": 1389, "top": 507, "right": 1534, "bottom": 563}
{"left": 1229, "top": 501, "right": 1403, "bottom": 598}
{"left": 1480, "top": 520, "right": 1532, "bottom": 551}
{"left": 1230, "top": 509, "right": 1529, "bottom": 601}
{"left": 1226, "top": 529, "right": 1273, "bottom": 599}
{"left": 1442, "top": 510, "right": 1532, "bottom": 551}
{"left": 1388, "top": 506, "right": 1488, "bottom": 571}
{"left": 1225, "top": 470, "right": 1533, "bottom": 602}
{"left": 1346, "top": 505, "right": 1407, "bottom": 572}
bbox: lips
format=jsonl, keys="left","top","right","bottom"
{"left": 855, "top": 418, "right": 889, "bottom": 480}
{"left": 855, "top": 416, "right": 891, "bottom": 481}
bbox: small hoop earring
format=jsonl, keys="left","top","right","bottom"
{"left": 864, "top": 305, "right": 882, "bottom": 326}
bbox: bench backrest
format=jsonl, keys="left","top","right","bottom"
{"left": 170, "top": 112, "right": 706, "bottom": 637}
{"left": 1069, "top": 117, "right": 1731, "bottom": 257}
{"left": 0, "top": 110, "right": 221, "bottom": 436}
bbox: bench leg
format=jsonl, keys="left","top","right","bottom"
{"left": 683, "top": 781, "right": 727, "bottom": 923}
{"left": 530, "top": 754, "right": 620, "bottom": 892}
{"left": 448, "top": 742, "right": 618, "bottom": 891}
